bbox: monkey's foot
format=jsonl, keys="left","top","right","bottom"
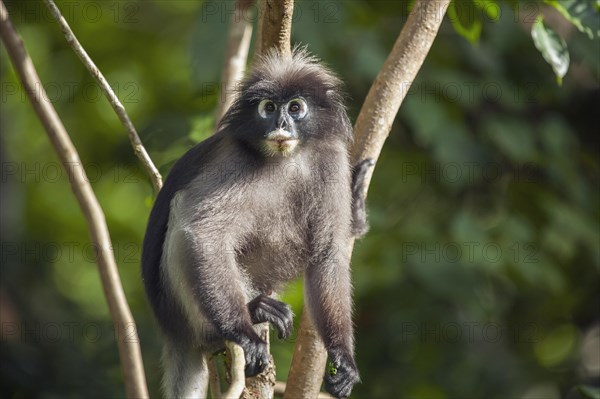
{"left": 324, "top": 351, "right": 360, "bottom": 399}
{"left": 247, "top": 294, "right": 294, "bottom": 339}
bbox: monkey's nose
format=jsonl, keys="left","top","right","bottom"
{"left": 277, "top": 115, "right": 289, "bottom": 130}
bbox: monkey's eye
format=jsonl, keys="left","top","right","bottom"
{"left": 287, "top": 98, "right": 308, "bottom": 119}
{"left": 258, "top": 100, "right": 276, "bottom": 118}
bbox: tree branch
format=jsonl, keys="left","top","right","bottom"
{"left": 223, "top": 341, "right": 246, "bottom": 399}
{"left": 207, "top": 355, "right": 223, "bottom": 399}
{"left": 351, "top": 0, "right": 450, "bottom": 185}
{"left": 254, "top": 0, "right": 294, "bottom": 57}
{"left": 283, "top": 310, "right": 328, "bottom": 399}
{"left": 0, "top": 2, "right": 149, "bottom": 398}
{"left": 215, "top": 0, "right": 254, "bottom": 125}
{"left": 285, "top": 1, "right": 451, "bottom": 397}
{"left": 42, "top": 0, "right": 163, "bottom": 192}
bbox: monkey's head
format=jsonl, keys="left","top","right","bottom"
{"left": 219, "top": 48, "right": 352, "bottom": 158}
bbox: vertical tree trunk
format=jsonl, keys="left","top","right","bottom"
{"left": 285, "top": 1, "right": 451, "bottom": 397}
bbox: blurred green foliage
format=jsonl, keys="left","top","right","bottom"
{"left": 1, "top": 0, "right": 598, "bottom": 398}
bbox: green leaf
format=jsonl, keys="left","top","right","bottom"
{"left": 545, "top": 0, "right": 600, "bottom": 39}
{"left": 531, "top": 16, "right": 570, "bottom": 85}
{"left": 448, "top": 0, "right": 483, "bottom": 43}
{"left": 474, "top": 0, "right": 501, "bottom": 21}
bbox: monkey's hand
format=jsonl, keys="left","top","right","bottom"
{"left": 248, "top": 294, "right": 294, "bottom": 339}
{"left": 236, "top": 330, "right": 270, "bottom": 377}
{"left": 324, "top": 349, "right": 360, "bottom": 399}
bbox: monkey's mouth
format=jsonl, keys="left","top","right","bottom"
{"left": 265, "top": 129, "right": 298, "bottom": 156}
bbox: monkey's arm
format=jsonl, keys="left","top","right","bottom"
{"left": 175, "top": 227, "right": 270, "bottom": 377}
{"left": 351, "top": 158, "right": 375, "bottom": 238}
{"left": 305, "top": 241, "right": 360, "bottom": 398}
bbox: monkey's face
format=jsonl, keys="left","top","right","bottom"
{"left": 257, "top": 97, "right": 308, "bottom": 157}
{"left": 219, "top": 49, "right": 352, "bottom": 159}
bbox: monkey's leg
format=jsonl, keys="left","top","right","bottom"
{"left": 248, "top": 294, "right": 294, "bottom": 339}
{"left": 305, "top": 242, "right": 360, "bottom": 399}
{"left": 161, "top": 340, "right": 209, "bottom": 399}
{"left": 351, "top": 158, "right": 375, "bottom": 238}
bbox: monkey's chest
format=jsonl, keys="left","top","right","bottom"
{"left": 236, "top": 210, "right": 310, "bottom": 294}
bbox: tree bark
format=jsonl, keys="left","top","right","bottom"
{"left": 254, "top": 0, "right": 294, "bottom": 57}
{"left": 283, "top": 310, "right": 328, "bottom": 399}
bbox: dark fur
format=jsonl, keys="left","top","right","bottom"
{"left": 142, "top": 50, "right": 360, "bottom": 398}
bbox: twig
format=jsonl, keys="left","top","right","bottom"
{"left": 0, "top": 2, "right": 149, "bottom": 398}
{"left": 285, "top": 1, "right": 451, "bottom": 398}
{"left": 215, "top": 0, "right": 254, "bottom": 125}
{"left": 254, "top": 0, "right": 294, "bottom": 57}
{"left": 42, "top": 0, "right": 163, "bottom": 192}
{"left": 223, "top": 341, "right": 246, "bottom": 399}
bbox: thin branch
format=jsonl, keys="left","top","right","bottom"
{"left": 285, "top": 1, "right": 451, "bottom": 398}
{"left": 215, "top": 0, "right": 254, "bottom": 125}
{"left": 254, "top": 0, "right": 294, "bottom": 57}
{"left": 0, "top": 2, "right": 149, "bottom": 398}
{"left": 223, "top": 341, "right": 246, "bottom": 399}
{"left": 42, "top": 0, "right": 163, "bottom": 192}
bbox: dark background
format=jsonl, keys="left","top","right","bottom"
{"left": 1, "top": 1, "right": 598, "bottom": 398}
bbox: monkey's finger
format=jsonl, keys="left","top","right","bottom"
{"left": 258, "top": 303, "right": 293, "bottom": 336}
{"left": 244, "top": 342, "right": 270, "bottom": 377}
{"left": 244, "top": 354, "right": 266, "bottom": 377}
{"left": 250, "top": 303, "right": 293, "bottom": 338}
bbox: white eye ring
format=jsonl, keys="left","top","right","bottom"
{"left": 287, "top": 98, "right": 308, "bottom": 119}
{"left": 258, "top": 99, "right": 276, "bottom": 118}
